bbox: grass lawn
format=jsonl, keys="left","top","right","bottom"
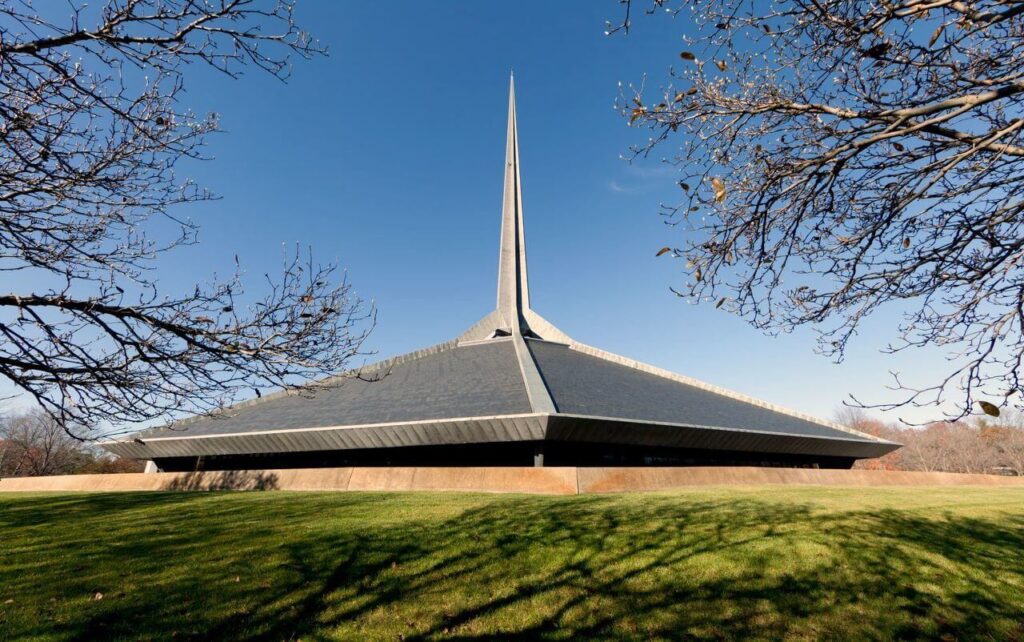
{"left": 1, "top": 487, "right": 1023, "bottom": 641}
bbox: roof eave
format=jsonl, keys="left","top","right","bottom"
{"left": 103, "top": 412, "right": 896, "bottom": 461}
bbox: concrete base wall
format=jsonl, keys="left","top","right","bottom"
{"left": 0, "top": 467, "right": 580, "bottom": 494}
{"left": 575, "top": 467, "right": 1024, "bottom": 493}
{"left": 2, "top": 466, "right": 1024, "bottom": 494}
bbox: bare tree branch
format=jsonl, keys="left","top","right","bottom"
{"left": 0, "top": 1, "right": 373, "bottom": 436}
{"left": 615, "top": 0, "right": 1024, "bottom": 423}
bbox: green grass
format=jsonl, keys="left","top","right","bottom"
{"left": 1, "top": 487, "right": 1023, "bottom": 641}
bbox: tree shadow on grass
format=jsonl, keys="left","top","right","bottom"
{"left": 1, "top": 492, "right": 1023, "bottom": 640}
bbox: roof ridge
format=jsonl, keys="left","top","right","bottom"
{"left": 513, "top": 333, "right": 557, "bottom": 413}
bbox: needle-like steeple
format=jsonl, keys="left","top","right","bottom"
{"left": 496, "top": 72, "right": 530, "bottom": 333}
{"left": 456, "top": 74, "right": 572, "bottom": 345}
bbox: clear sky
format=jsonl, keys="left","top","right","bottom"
{"left": 4, "top": 1, "right": 954, "bottom": 426}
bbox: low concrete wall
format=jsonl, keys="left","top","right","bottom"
{"left": 0, "top": 467, "right": 579, "bottom": 495}
{"left": 576, "top": 466, "right": 1024, "bottom": 493}
{"left": 1, "top": 466, "right": 1023, "bottom": 494}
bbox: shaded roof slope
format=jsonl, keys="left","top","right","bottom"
{"left": 528, "top": 339, "right": 870, "bottom": 442}
{"left": 139, "top": 340, "right": 531, "bottom": 439}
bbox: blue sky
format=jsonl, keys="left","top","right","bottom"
{"left": 5, "top": 1, "right": 953, "bottom": 425}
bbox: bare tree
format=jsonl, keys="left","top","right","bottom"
{"left": 840, "top": 405, "right": 1024, "bottom": 474}
{"left": 0, "top": 1, "right": 373, "bottom": 436}
{"left": 0, "top": 409, "right": 142, "bottom": 476}
{"left": 614, "top": 0, "right": 1024, "bottom": 422}
{"left": 981, "top": 408, "right": 1024, "bottom": 474}
{"left": 1, "top": 410, "right": 82, "bottom": 476}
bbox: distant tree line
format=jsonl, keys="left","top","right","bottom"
{"left": 0, "top": 410, "right": 141, "bottom": 477}
{"left": 842, "top": 408, "right": 1024, "bottom": 475}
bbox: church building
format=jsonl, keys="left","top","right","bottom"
{"left": 104, "top": 77, "right": 900, "bottom": 471}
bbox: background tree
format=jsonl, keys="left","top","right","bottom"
{"left": 839, "top": 406, "right": 1024, "bottom": 474}
{"left": 1, "top": 409, "right": 83, "bottom": 476}
{"left": 0, "top": 409, "right": 142, "bottom": 476}
{"left": 615, "top": 0, "right": 1024, "bottom": 422}
{"left": 0, "top": 1, "right": 372, "bottom": 437}
{"left": 979, "top": 408, "right": 1024, "bottom": 474}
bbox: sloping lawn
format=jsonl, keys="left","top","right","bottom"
{"left": 1, "top": 487, "right": 1023, "bottom": 640}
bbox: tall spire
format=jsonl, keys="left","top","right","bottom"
{"left": 496, "top": 72, "right": 530, "bottom": 334}
{"left": 456, "top": 76, "right": 573, "bottom": 345}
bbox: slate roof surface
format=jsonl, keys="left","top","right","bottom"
{"left": 140, "top": 339, "right": 531, "bottom": 439}
{"left": 526, "top": 339, "right": 871, "bottom": 442}
{"left": 137, "top": 337, "right": 867, "bottom": 443}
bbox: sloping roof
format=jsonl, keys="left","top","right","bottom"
{"left": 137, "top": 339, "right": 530, "bottom": 439}
{"left": 117, "top": 336, "right": 891, "bottom": 454}
{"left": 527, "top": 339, "right": 870, "bottom": 442}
